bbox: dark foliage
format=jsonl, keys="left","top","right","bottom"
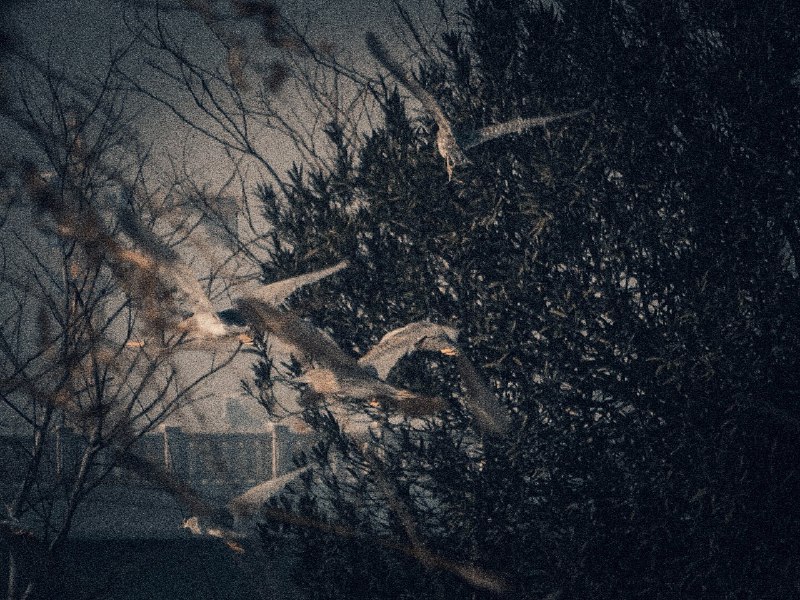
{"left": 257, "top": 1, "right": 800, "bottom": 598}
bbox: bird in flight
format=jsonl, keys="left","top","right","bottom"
{"left": 38, "top": 185, "right": 504, "bottom": 432}
{"left": 237, "top": 302, "right": 509, "bottom": 434}
{"left": 235, "top": 299, "right": 447, "bottom": 417}
{"left": 174, "top": 260, "right": 349, "bottom": 346}
{"left": 358, "top": 321, "right": 511, "bottom": 435}
{"left": 181, "top": 465, "right": 310, "bottom": 552}
{"left": 365, "top": 32, "right": 590, "bottom": 179}
{"left": 117, "top": 206, "right": 348, "bottom": 348}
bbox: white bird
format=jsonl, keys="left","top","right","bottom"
{"left": 237, "top": 302, "right": 508, "bottom": 434}
{"left": 181, "top": 465, "right": 311, "bottom": 551}
{"left": 173, "top": 259, "right": 350, "bottom": 345}
{"left": 357, "top": 321, "right": 460, "bottom": 379}
{"left": 365, "top": 32, "right": 590, "bottom": 179}
{"left": 235, "top": 299, "right": 448, "bottom": 417}
{"left": 359, "top": 321, "right": 510, "bottom": 435}
{"left": 117, "top": 205, "right": 348, "bottom": 345}
{"left": 228, "top": 464, "right": 311, "bottom": 523}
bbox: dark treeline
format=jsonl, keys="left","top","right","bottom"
{"left": 253, "top": 1, "right": 800, "bottom": 598}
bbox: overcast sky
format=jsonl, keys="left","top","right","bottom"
{"left": 3, "top": 0, "right": 449, "bottom": 177}
{"left": 1, "top": 0, "right": 452, "bottom": 432}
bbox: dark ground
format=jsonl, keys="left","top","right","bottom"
{"left": 2, "top": 538, "right": 299, "bottom": 600}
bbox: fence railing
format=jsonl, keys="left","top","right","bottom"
{"left": 1, "top": 424, "right": 305, "bottom": 490}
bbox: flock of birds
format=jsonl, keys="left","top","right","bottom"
{"left": 110, "top": 221, "right": 509, "bottom": 554}
{"left": 158, "top": 31, "right": 591, "bottom": 552}
{"left": 20, "top": 31, "right": 592, "bottom": 587}
{"left": 73, "top": 182, "right": 510, "bottom": 550}
{"left": 119, "top": 200, "right": 510, "bottom": 435}
{"left": 106, "top": 29, "right": 589, "bottom": 443}
{"left": 25, "top": 162, "right": 511, "bottom": 552}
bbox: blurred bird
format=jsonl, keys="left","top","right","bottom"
{"left": 228, "top": 464, "right": 311, "bottom": 522}
{"left": 235, "top": 299, "right": 448, "bottom": 417}
{"left": 357, "top": 321, "right": 460, "bottom": 378}
{"left": 117, "top": 207, "right": 222, "bottom": 335}
{"left": 359, "top": 321, "right": 510, "bottom": 435}
{"left": 21, "top": 166, "right": 180, "bottom": 322}
{"left": 174, "top": 259, "right": 349, "bottom": 346}
{"left": 181, "top": 465, "right": 310, "bottom": 552}
{"left": 295, "top": 367, "right": 446, "bottom": 417}
{"left": 226, "top": 38, "right": 249, "bottom": 92}
{"left": 117, "top": 206, "right": 348, "bottom": 345}
{"left": 237, "top": 302, "right": 508, "bottom": 433}
{"left": 365, "top": 32, "right": 590, "bottom": 179}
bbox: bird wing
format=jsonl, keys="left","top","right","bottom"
{"left": 234, "top": 298, "right": 359, "bottom": 371}
{"left": 250, "top": 260, "right": 349, "bottom": 306}
{"left": 117, "top": 207, "right": 217, "bottom": 317}
{"left": 129, "top": 258, "right": 348, "bottom": 343}
{"left": 296, "top": 366, "right": 447, "bottom": 416}
{"left": 175, "top": 312, "right": 235, "bottom": 341}
{"left": 466, "top": 108, "right": 591, "bottom": 150}
{"left": 237, "top": 301, "right": 448, "bottom": 416}
{"left": 377, "top": 385, "right": 448, "bottom": 416}
{"left": 170, "top": 267, "right": 218, "bottom": 317}
{"left": 358, "top": 321, "right": 459, "bottom": 380}
{"left": 22, "top": 175, "right": 190, "bottom": 324}
{"left": 358, "top": 320, "right": 507, "bottom": 428}
{"left": 228, "top": 465, "right": 310, "bottom": 520}
{"left": 453, "top": 354, "right": 510, "bottom": 435}
{"left": 365, "top": 32, "right": 457, "bottom": 142}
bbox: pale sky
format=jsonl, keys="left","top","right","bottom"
{"left": 1, "top": 0, "right": 452, "bottom": 432}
